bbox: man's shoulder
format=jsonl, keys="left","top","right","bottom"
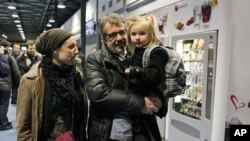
{"left": 35, "top": 52, "right": 43, "bottom": 58}
{"left": 23, "top": 62, "right": 41, "bottom": 79}
{"left": 16, "top": 52, "right": 26, "bottom": 60}
{"left": 88, "top": 49, "right": 103, "bottom": 59}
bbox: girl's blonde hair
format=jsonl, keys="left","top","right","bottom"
{"left": 127, "top": 16, "right": 161, "bottom": 54}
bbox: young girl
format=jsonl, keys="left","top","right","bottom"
{"left": 110, "top": 16, "right": 169, "bottom": 141}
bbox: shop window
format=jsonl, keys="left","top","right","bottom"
{"left": 109, "top": 0, "right": 113, "bottom": 8}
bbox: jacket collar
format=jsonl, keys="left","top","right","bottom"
{"left": 25, "top": 61, "right": 42, "bottom": 79}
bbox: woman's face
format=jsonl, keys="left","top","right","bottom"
{"left": 52, "top": 36, "right": 79, "bottom": 66}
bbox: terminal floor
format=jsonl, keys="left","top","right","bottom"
{"left": 0, "top": 103, "right": 17, "bottom": 141}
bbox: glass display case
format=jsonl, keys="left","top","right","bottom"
{"left": 168, "top": 31, "right": 217, "bottom": 141}
{"left": 171, "top": 31, "right": 217, "bottom": 121}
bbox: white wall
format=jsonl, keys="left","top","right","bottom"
{"left": 126, "top": 0, "right": 181, "bottom": 18}
{"left": 86, "top": 0, "right": 97, "bottom": 21}
{"left": 98, "top": 0, "right": 123, "bottom": 17}
{"left": 60, "top": 9, "right": 81, "bottom": 35}
{"left": 226, "top": 0, "right": 250, "bottom": 125}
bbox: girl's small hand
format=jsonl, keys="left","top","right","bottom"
{"left": 142, "top": 97, "right": 158, "bottom": 115}
{"left": 125, "top": 68, "right": 130, "bottom": 75}
{"left": 0, "top": 46, "right": 4, "bottom": 54}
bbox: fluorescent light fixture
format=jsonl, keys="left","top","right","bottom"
{"left": 12, "top": 13, "right": 19, "bottom": 18}
{"left": 18, "top": 27, "right": 23, "bottom": 31}
{"left": 8, "top": 5, "right": 16, "bottom": 10}
{"left": 14, "top": 20, "right": 21, "bottom": 23}
{"left": 57, "top": 2, "right": 66, "bottom": 9}
{"left": 2, "top": 34, "right": 8, "bottom": 38}
{"left": 49, "top": 19, "right": 55, "bottom": 23}
{"left": 16, "top": 24, "right": 22, "bottom": 27}
{"left": 46, "top": 23, "right": 52, "bottom": 27}
{"left": 20, "top": 32, "right": 26, "bottom": 40}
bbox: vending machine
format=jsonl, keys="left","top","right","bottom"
{"left": 168, "top": 31, "right": 218, "bottom": 141}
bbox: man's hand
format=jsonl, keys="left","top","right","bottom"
{"left": 0, "top": 46, "right": 4, "bottom": 54}
{"left": 149, "top": 95, "right": 162, "bottom": 110}
{"left": 141, "top": 96, "right": 158, "bottom": 115}
{"left": 124, "top": 68, "right": 130, "bottom": 75}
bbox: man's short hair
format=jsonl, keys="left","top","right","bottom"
{"left": 26, "top": 40, "right": 35, "bottom": 46}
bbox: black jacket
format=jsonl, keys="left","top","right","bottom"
{"left": 0, "top": 53, "right": 10, "bottom": 77}
{"left": 0, "top": 54, "right": 20, "bottom": 90}
{"left": 16, "top": 52, "right": 42, "bottom": 76}
{"left": 129, "top": 47, "right": 169, "bottom": 117}
{"left": 85, "top": 46, "right": 164, "bottom": 141}
{"left": 85, "top": 45, "right": 145, "bottom": 141}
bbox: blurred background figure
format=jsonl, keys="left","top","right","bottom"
{"left": 9, "top": 43, "right": 21, "bottom": 104}
{"left": 75, "top": 44, "right": 85, "bottom": 78}
{"left": 0, "top": 39, "right": 20, "bottom": 131}
{"left": 0, "top": 45, "right": 10, "bottom": 77}
{"left": 16, "top": 40, "right": 42, "bottom": 76}
{"left": 14, "top": 40, "right": 42, "bottom": 104}
{"left": 11, "top": 44, "right": 21, "bottom": 59}
{"left": 91, "top": 47, "right": 97, "bottom": 53}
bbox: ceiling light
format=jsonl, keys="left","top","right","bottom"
{"left": 18, "top": 27, "right": 23, "bottom": 31}
{"left": 16, "top": 24, "right": 22, "bottom": 27}
{"left": 14, "top": 20, "right": 21, "bottom": 23}
{"left": 49, "top": 19, "right": 55, "bottom": 23}
{"left": 20, "top": 32, "right": 26, "bottom": 40}
{"left": 46, "top": 23, "right": 52, "bottom": 27}
{"left": 2, "top": 34, "right": 8, "bottom": 38}
{"left": 57, "top": 2, "right": 66, "bottom": 9}
{"left": 8, "top": 5, "right": 16, "bottom": 10}
{"left": 12, "top": 13, "right": 19, "bottom": 18}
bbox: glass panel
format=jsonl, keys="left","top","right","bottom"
{"left": 173, "top": 38, "right": 205, "bottom": 120}
{"left": 205, "top": 43, "right": 215, "bottom": 119}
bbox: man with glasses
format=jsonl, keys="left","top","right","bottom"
{"left": 85, "top": 13, "right": 162, "bottom": 141}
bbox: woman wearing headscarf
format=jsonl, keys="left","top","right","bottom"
{"left": 16, "top": 28, "right": 88, "bottom": 141}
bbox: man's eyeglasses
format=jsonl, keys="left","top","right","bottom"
{"left": 105, "top": 30, "right": 126, "bottom": 41}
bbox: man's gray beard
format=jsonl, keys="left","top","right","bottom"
{"left": 106, "top": 45, "right": 124, "bottom": 55}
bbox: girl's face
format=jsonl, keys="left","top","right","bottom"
{"left": 130, "top": 24, "right": 149, "bottom": 48}
{"left": 52, "top": 36, "right": 79, "bottom": 66}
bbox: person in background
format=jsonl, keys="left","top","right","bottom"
{"left": 11, "top": 43, "right": 21, "bottom": 59}
{"left": 85, "top": 13, "right": 162, "bottom": 141}
{"left": 9, "top": 43, "right": 21, "bottom": 104}
{"left": 16, "top": 28, "right": 88, "bottom": 141}
{"left": 91, "top": 47, "right": 97, "bottom": 53}
{"left": 16, "top": 40, "right": 43, "bottom": 76}
{"left": 0, "top": 45, "right": 10, "bottom": 77}
{"left": 0, "top": 39, "right": 21, "bottom": 131}
{"left": 75, "top": 44, "right": 84, "bottom": 78}
{"left": 14, "top": 41, "right": 42, "bottom": 104}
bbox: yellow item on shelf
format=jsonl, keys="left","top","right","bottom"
{"left": 211, "top": 0, "right": 218, "bottom": 7}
